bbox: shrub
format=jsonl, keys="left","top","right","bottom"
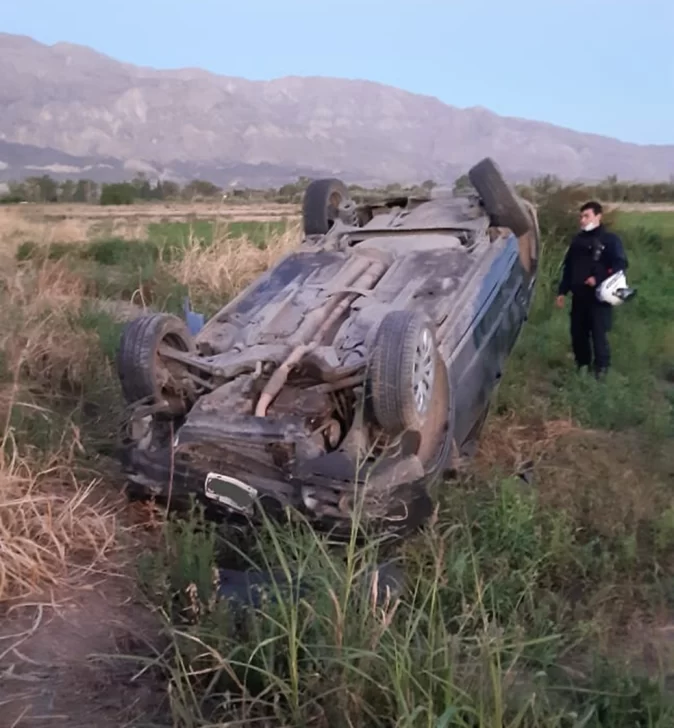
{"left": 100, "top": 182, "right": 136, "bottom": 205}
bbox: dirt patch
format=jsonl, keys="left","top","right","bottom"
{"left": 0, "top": 460, "right": 170, "bottom": 728}
{"left": 0, "top": 566, "right": 168, "bottom": 728}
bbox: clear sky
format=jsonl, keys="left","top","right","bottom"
{"left": 3, "top": 0, "right": 673, "bottom": 145}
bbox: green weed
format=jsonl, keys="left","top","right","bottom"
{"left": 137, "top": 490, "right": 674, "bottom": 726}
{"left": 146, "top": 219, "right": 291, "bottom": 249}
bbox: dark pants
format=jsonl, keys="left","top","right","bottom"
{"left": 570, "top": 291, "right": 613, "bottom": 373}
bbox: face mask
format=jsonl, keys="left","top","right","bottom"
{"left": 582, "top": 220, "right": 599, "bottom": 232}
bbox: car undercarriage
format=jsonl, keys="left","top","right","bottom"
{"left": 115, "top": 157, "right": 540, "bottom": 534}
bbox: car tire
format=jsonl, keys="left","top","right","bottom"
{"left": 117, "top": 312, "right": 196, "bottom": 414}
{"left": 367, "top": 310, "right": 440, "bottom": 436}
{"left": 468, "top": 157, "right": 532, "bottom": 238}
{"left": 302, "top": 178, "right": 352, "bottom": 236}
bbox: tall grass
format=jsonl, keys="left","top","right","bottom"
{"left": 10, "top": 216, "right": 302, "bottom": 318}
{"left": 0, "top": 255, "right": 123, "bottom": 601}
{"left": 138, "top": 492, "right": 674, "bottom": 727}
{"left": 0, "top": 413, "right": 120, "bottom": 601}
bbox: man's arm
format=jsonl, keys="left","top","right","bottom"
{"left": 597, "top": 232, "right": 628, "bottom": 281}
{"left": 607, "top": 233, "right": 628, "bottom": 272}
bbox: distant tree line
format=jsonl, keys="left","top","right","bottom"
{"left": 514, "top": 173, "right": 674, "bottom": 205}
{"left": 3, "top": 170, "right": 674, "bottom": 207}
{"left": 0, "top": 174, "right": 225, "bottom": 205}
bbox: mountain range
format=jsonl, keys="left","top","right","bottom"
{"left": 1, "top": 31, "right": 673, "bottom": 188}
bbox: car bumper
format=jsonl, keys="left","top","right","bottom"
{"left": 119, "top": 418, "right": 453, "bottom": 532}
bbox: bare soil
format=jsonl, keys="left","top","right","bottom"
{"left": 0, "top": 584, "right": 166, "bottom": 728}
{"left": 0, "top": 497, "right": 171, "bottom": 728}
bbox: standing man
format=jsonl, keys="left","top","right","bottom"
{"left": 555, "top": 201, "right": 628, "bottom": 378}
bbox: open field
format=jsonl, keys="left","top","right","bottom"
{"left": 0, "top": 202, "right": 301, "bottom": 255}
{"left": 0, "top": 199, "right": 673, "bottom": 726}
{"left": 608, "top": 203, "right": 674, "bottom": 213}
{"left": 14, "top": 200, "right": 301, "bottom": 221}
{"left": 4, "top": 199, "right": 672, "bottom": 246}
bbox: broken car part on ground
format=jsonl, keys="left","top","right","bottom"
{"left": 115, "top": 157, "right": 541, "bottom": 534}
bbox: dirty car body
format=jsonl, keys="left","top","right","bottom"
{"left": 116, "top": 157, "right": 540, "bottom": 532}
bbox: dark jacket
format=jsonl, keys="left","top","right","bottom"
{"left": 557, "top": 224, "right": 628, "bottom": 297}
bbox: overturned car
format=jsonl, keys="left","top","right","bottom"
{"left": 116, "top": 157, "right": 540, "bottom": 532}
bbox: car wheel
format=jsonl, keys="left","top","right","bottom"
{"left": 302, "top": 178, "right": 352, "bottom": 236}
{"left": 117, "top": 312, "right": 196, "bottom": 415}
{"left": 367, "top": 310, "right": 441, "bottom": 436}
{"left": 468, "top": 157, "right": 532, "bottom": 238}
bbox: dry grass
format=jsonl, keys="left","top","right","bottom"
{"left": 0, "top": 202, "right": 301, "bottom": 256}
{"left": 0, "top": 206, "right": 159, "bottom": 264}
{"left": 608, "top": 202, "right": 674, "bottom": 213}
{"left": 475, "top": 411, "right": 581, "bottom": 475}
{"left": 0, "top": 206, "right": 95, "bottom": 253}
{"left": 0, "top": 258, "right": 102, "bottom": 392}
{"left": 0, "top": 418, "right": 121, "bottom": 602}
{"left": 475, "top": 410, "right": 671, "bottom": 540}
{"left": 17, "top": 200, "right": 300, "bottom": 222}
{"left": 0, "top": 205, "right": 161, "bottom": 252}
{"left": 0, "top": 248, "right": 122, "bottom": 604}
{"left": 168, "top": 222, "right": 302, "bottom": 300}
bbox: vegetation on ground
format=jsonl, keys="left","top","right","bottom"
{"left": 0, "top": 189, "right": 672, "bottom": 726}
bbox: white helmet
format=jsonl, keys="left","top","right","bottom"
{"left": 596, "top": 270, "right": 636, "bottom": 306}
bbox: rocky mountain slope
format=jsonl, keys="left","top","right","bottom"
{"left": 1, "top": 32, "right": 673, "bottom": 186}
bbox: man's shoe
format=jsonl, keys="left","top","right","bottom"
{"left": 594, "top": 367, "right": 608, "bottom": 380}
